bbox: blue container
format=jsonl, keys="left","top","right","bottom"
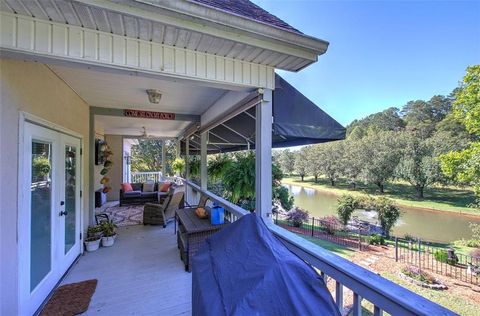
{"left": 210, "top": 205, "right": 225, "bottom": 225}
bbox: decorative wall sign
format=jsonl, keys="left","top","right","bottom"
{"left": 123, "top": 109, "right": 175, "bottom": 120}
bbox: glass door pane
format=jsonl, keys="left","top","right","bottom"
{"left": 64, "top": 145, "right": 77, "bottom": 253}
{"left": 30, "top": 140, "right": 52, "bottom": 292}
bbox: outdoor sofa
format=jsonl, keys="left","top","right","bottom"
{"left": 119, "top": 181, "right": 174, "bottom": 206}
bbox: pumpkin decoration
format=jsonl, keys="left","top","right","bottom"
{"left": 195, "top": 207, "right": 208, "bottom": 219}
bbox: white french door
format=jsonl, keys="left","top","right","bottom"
{"left": 20, "top": 122, "right": 82, "bottom": 316}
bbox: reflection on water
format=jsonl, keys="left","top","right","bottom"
{"left": 284, "top": 184, "right": 480, "bottom": 243}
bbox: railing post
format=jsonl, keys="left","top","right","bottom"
{"left": 335, "top": 281, "right": 343, "bottom": 312}
{"left": 311, "top": 217, "right": 315, "bottom": 237}
{"left": 395, "top": 237, "right": 398, "bottom": 262}
{"left": 353, "top": 293, "right": 362, "bottom": 316}
{"left": 418, "top": 238, "right": 421, "bottom": 271}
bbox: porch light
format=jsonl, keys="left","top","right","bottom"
{"left": 146, "top": 89, "right": 162, "bottom": 104}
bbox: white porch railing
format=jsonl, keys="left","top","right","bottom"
{"left": 184, "top": 180, "right": 455, "bottom": 316}
{"left": 131, "top": 171, "right": 163, "bottom": 183}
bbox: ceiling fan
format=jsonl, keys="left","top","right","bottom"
{"left": 139, "top": 126, "right": 154, "bottom": 138}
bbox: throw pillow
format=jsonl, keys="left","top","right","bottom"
{"left": 122, "top": 183, "right": 133, "bottom": 192}
{"left": 160, "top": 182, "right": 171, "bottom": 192}
{"left": 143, "top": 182, "right": 155, "bottom": 192}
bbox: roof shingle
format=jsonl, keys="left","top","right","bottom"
{"left": 190, "top": 0, "right": 302, "bottom": 34}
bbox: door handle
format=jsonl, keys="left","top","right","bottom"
{"left": 60, "top": 211, "right": 68, "bottom": 216}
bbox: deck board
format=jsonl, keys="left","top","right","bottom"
{"left": 62, "top": 224, "right": 192, "bottom": 315}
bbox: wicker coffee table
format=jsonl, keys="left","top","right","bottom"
{"left": 175, "top": 208, "right": 230, "bottom": 272}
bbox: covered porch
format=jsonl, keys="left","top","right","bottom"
{"left": 0, "top": 0, "right": 456, "bottom": 315}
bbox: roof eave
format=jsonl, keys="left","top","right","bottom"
{"left": 133, "top": 0, "right": 328, "bottom": 58}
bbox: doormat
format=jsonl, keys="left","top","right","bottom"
{"left": 40, "top": 279, "right": 97, "bottom": 316}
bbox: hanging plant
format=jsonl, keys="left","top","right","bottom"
{"left": 104, "top": 160, "right": 113, "bottom": 168}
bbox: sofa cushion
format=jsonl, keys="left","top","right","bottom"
{"left": 141, "top": 192, "right": 158, "bottom": 198}
{"left": 124, "top": 190, "right": 142, "bottom": 197}
{"left": 143, "top": 182, "right": 155, "bottom": 192}
{"left": 122, "top": 183, "right": 133, "bottom": 192}
{"left": 160, "top": 182, "right": 172, "bottom": 192}
{"left": 131, "top": 183, "right": 142, "bottom": 191}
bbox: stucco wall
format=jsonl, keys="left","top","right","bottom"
{"left": 0, "top": 58, "right": 90, "bottom": 315}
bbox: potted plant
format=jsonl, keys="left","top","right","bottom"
{"left": 100, "top": 221, "right": 117, "bottom": 247}
{"left": 84, "top": 225, "right": 102, "bottom": 252}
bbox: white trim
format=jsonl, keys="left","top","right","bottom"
{"left": 78, "top": 0, "right": 326, "bottom": 59}
{"left": 17, "top": 112, "right": 85, "bottom": 315}
{"left": 0, "top": 12, "right": 275, "bottom": 89}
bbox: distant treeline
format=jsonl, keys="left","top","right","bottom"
{"left": 275, "top": 71, "right": 478, "bottom": 200}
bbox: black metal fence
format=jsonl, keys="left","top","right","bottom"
{"left": 274, "top": 214, "right": 368, "bottom": 250}
{"left": 395, "top": 237, "right": 480, "bottom": 285}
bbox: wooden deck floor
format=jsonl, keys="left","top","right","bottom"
{"left": 62, "top": 224, "right": 191, "bottom": 315}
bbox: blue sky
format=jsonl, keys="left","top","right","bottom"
{"left": 252, "top": 0, "right": 480, "bottom": 126}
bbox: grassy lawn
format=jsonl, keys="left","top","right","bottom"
{"left": 282, "top": 176, "right": 478, "bottom": 216}
{"left": 295, "top": 234, "right": 356, "bottom": 258}
{"left": 295, "top": 234, "right": 479, "bottom": 315}
{"left": 380, "top": 272, "right": 480, "bottom": 315}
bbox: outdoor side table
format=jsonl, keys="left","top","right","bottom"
{"left": 175, "top": 208, "right": 230, "bottom": 272}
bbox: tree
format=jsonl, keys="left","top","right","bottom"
{"left": 395, "top": 132, "right": 444, "bottom": 198}
{"left": 440, "top": 65, "right": 480, "bottom": 209}
{"left": 131, "top": 139, "right": 163, "bottom": 172}
{"left": 346, "top": 107, "right": 405, "bottom": 136}
{"left": 401, "top": 95, "right": 453, "bottom": 138}
{"left": 318, "top": 142, "right": 343, "bottom": 186}
{"left": 342, "top": 140, "right": 365, "bottom": 189}
{"left": 130, "top": 139, "right": 178, "bottom": 175}
{"left": 294, "top": 147, "right": 309, "bottom": 181}
{"left": 306, "top": 146, "right": 322, "bottom": 182}
{"left": 277, "top": 149, "right": 296, "bottom": 176}
{"left": 375, "top": 197, "right": 401, "bottom": 238}
{"left": 361, "top": 131, "right": 402, "bottom": 193}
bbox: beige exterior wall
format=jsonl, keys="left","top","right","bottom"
{"left": 104, "top": 134, "right": 123, "bottom": 201}
{"left": 0, "top": 58, "right": 91, "bottom": 315}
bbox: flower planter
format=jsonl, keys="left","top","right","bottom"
{"left": 398, "top": 272, "right": 447, "bottom": 290}
{"left": 84, "top": 238, "right": 101, "bottom": 252}
{"left": 101, "top": 234, "right": 116, "bottom": 247}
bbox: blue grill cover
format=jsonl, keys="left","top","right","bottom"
{"left": 192, "top": 214, "right": 341, "bottom": 316}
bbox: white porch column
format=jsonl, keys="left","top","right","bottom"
{"left": 185, "top": 138, "right": 190, "bottom": 204}
{"left": 255, "top": 89, "right": 273, "bottom": 222}
{"left": 200, "top": 132, "right": 208, "bottom": 189}
{"left": 161, "top": 140, "right": 167, "bottom": 177}
{"left": 185, "top": 138, "right": 190, "bottom": 181}
{"left": 176, "top": 140, "right": 181, "bottom": 158}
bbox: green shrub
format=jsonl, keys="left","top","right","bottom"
{"left": 434, "top": 249, "right": 459, "bottom": 265}
{"left": 336, "top": 194, "right": 357, "bottom": 225}
{"left": 32, "top": 157, "right": 51, "bottom": 180}
{"left": 368, "top": 234, "right": 385, "bottom": 245}
{"left": 376, "top": 197, "right": 401, "bottom": 238}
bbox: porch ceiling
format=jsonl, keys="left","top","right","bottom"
{"left": 50, "top": 64, "right": 228, "bottom": 114}
{"left": 96, "top": 115, "right": 190, "bottom": 138}
{"left": 0, "top": 0, "right": 327, "bottom": 71}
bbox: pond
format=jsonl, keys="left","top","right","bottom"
{"left": 284, "top": 184, "right": 480, "bottom": 244}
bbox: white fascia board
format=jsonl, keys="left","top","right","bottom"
{"left": 76, "top": 0, "right": 324, "bottom": 61}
